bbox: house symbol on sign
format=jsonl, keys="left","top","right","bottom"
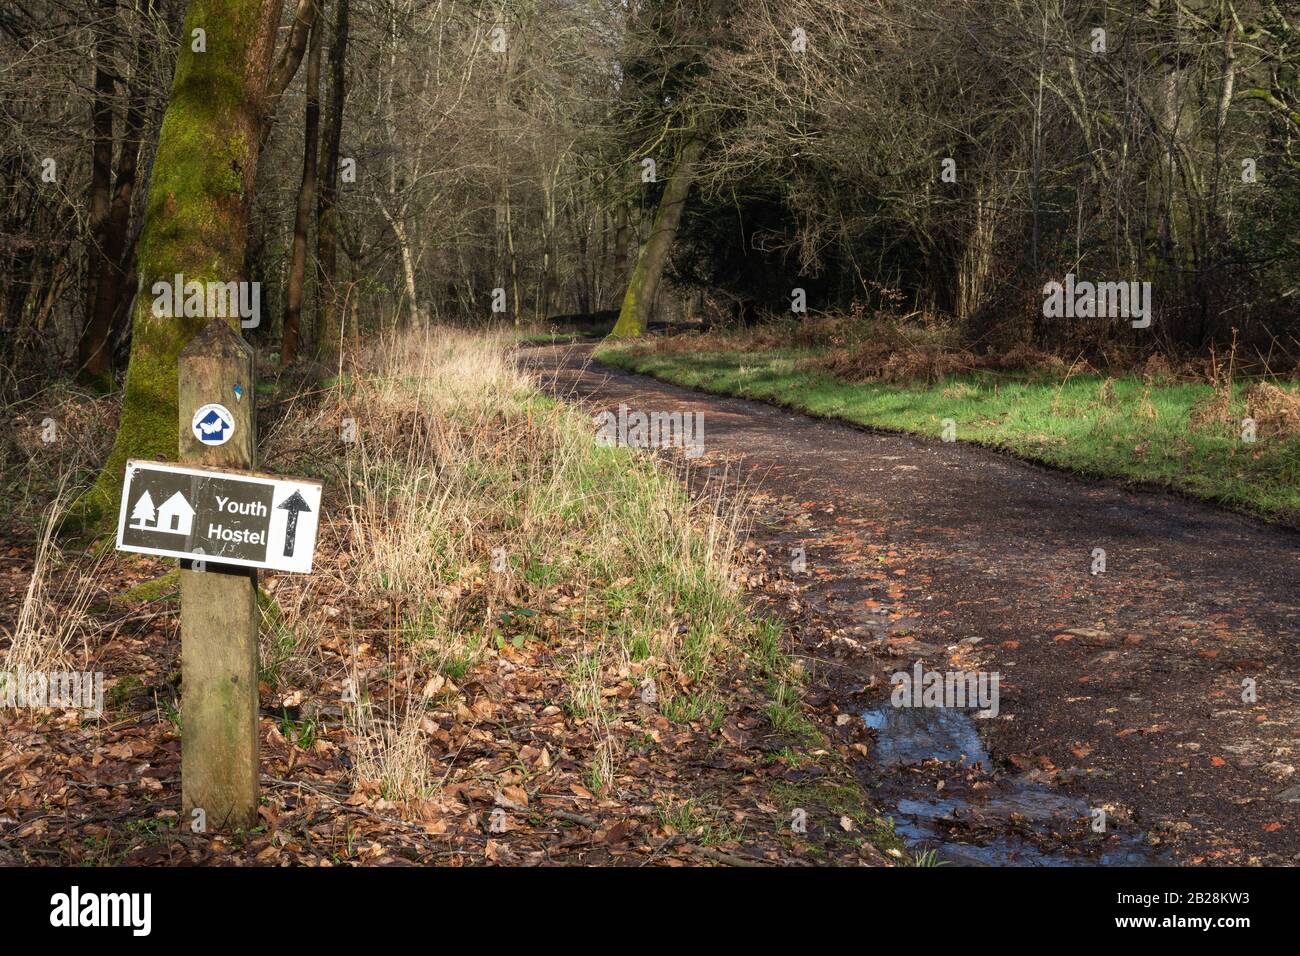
{"left": 130, "top": 490, "right": 195, "bottom": 535}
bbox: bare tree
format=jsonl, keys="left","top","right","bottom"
{"left": 280, "top": 0, "right": 323, "bottom": 365}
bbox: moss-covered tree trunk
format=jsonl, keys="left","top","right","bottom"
{"left": 609, "top": 137, "right": 702, "bottom": 338}
{"left": 71, "top": 0, "right": 286, "bottom": 532}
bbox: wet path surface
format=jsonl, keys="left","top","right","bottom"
{"left": 526, "top": 344, "right": 1300, "bottom": 865}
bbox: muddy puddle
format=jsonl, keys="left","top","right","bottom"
{"left": 863, "top": 705, "right": 1168, "bottom": 866}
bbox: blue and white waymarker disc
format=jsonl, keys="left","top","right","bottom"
{"left": 191, "top": 403, "right": 235, "bottom": 446}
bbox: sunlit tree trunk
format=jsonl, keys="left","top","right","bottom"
{"left": 609, "top": 137, "right": 702, "bottom": 338}
{"left": 375, "top": 201, "right": 420, "bottom": 328}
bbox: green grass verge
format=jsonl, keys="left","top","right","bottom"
{"left": 597, "top": 344, "right": 1300, "bottom": 526}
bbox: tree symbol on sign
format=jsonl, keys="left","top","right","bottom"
{"left": 130, "top": 491, "right": 157, "bottom": 529}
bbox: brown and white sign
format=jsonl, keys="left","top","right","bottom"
{"left": 115, "top": 460, "right": 322, "bottom": 573}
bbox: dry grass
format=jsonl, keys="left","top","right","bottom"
{"left": 806, "top": 340, "right": 977, "bottom": 385}
{"left": 348, "top": 678, "right": 435, "bottom": 808}
{"left": 801, "top": 319, "right": 1081, "bottom": 385}
{"left": 258, "top": 574, "right": 329, "bottom": 691}
{"left": 2, "top": 483, "right": 103, "bottom": 677}
{"left": 1244, "top": 382, "right": 1300, "bottom": 440}
{"left": 986, "top": 343, "right": 1070, "bottom": 378}
{"left": 1183, "top": 338, "right": 1300, "bottom": 439}
{"left": 266, "top": 327, "right": 753, "bottom": 809}
{"left": 0, "top": 382, "right": 118, "bottom": 520}
{"left": 1139, "top": 353, "right": 1176, "bottom": 384}
{"left": 619, "top": 308, "right": 1253, "bottom": 387}
{"left": 1190, "top": 339, "right": 1240, "bottom": 432}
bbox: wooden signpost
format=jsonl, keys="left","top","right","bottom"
{"left": 114, "top": 319, "right": 322, "bottom": 830}
{"left": 179, "top": 321, "right": 260, "bottom": 828}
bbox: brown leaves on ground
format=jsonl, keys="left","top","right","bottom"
{"left": 0, "top": 533, "right": 890, "bottom": 867}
